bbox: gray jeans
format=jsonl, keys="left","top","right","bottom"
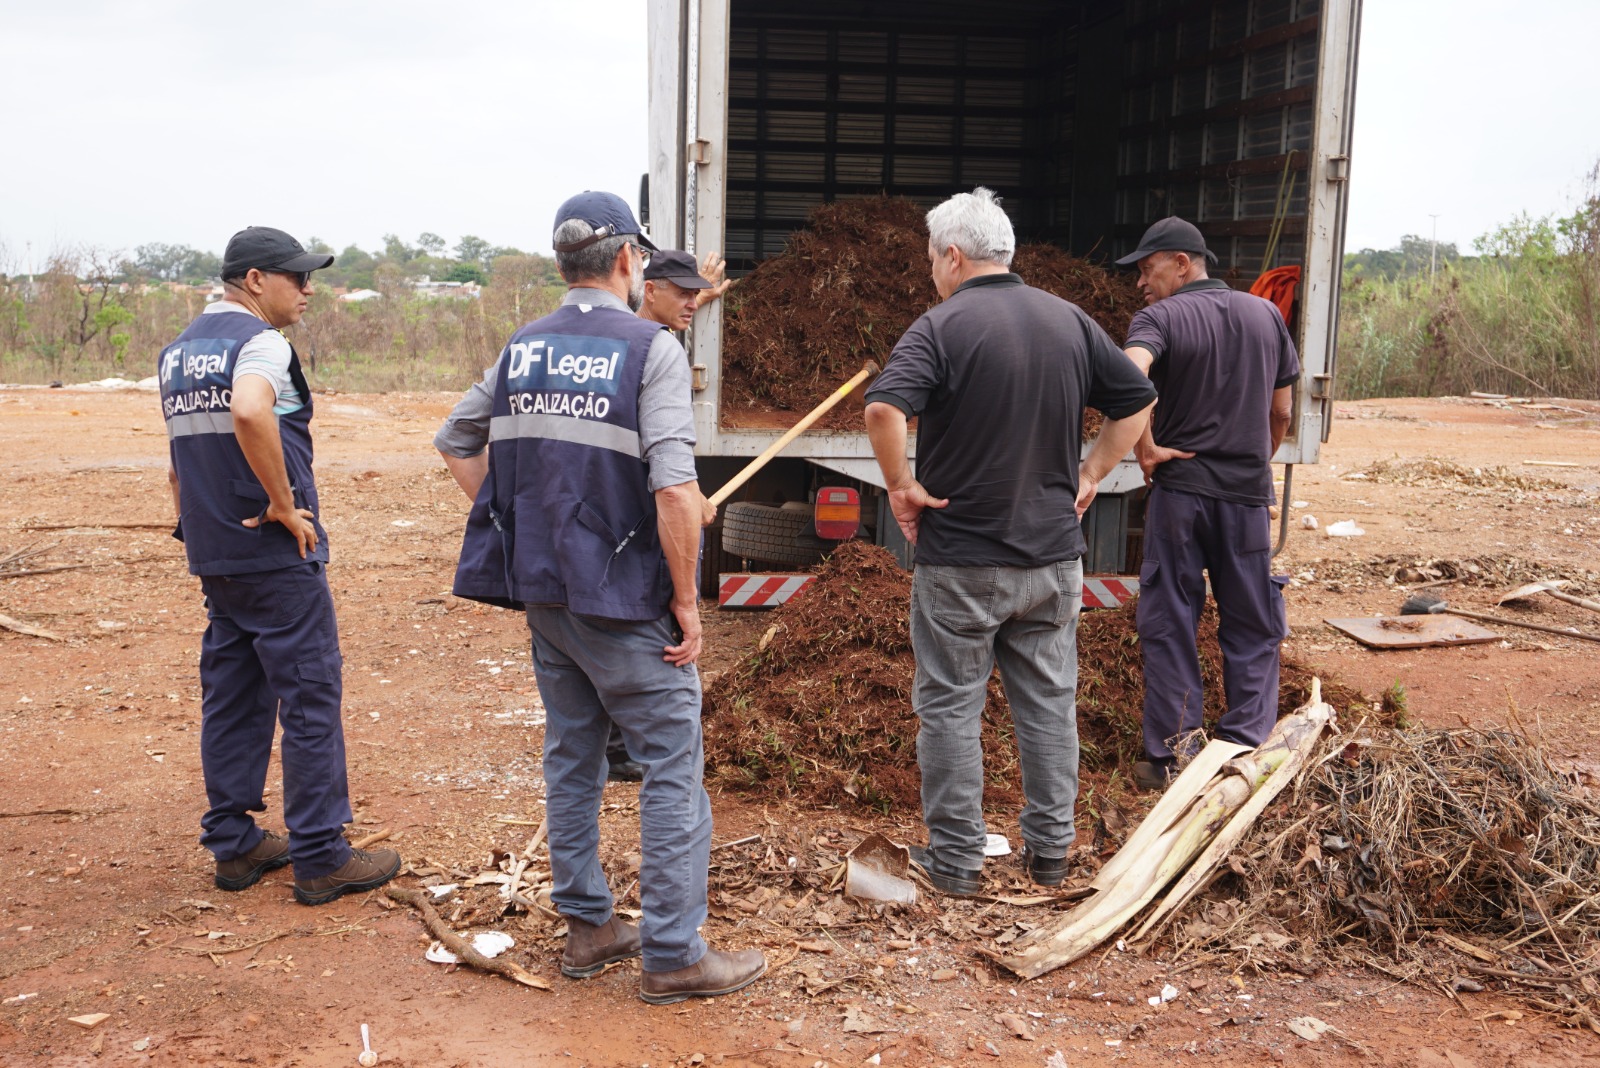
{"left": 525, "top": 606, "right": 712, "bottom": 973}
{"left": 910, "top": 559, "right": 1083, "bottom": 871}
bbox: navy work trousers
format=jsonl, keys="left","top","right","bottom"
{"left": 1136, "top": 485, "right": 1289, "bottom": 761}
{"left": 197, "top": 562, "right": 353, "bottom": 880}
{"left": 526, "top": 607, "right": 712, "bottom": 973}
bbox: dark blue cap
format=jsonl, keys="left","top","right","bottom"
{"left": 552, "top": 191, "right": 658, "bottom": 253}
{"left": 1115, "top": 217, "right": 1219, "bottom": 266}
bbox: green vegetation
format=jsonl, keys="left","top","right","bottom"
{"left": 1338, "top": 165, "right": 1600, "bottom": 400}
{"left": 0, "top": 232, "right": 565, "bottom": 392}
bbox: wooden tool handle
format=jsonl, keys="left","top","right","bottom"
{"left": 708, "top": 362, "right": 880, "bottom": 508}
{"left": 1445, "top": 606, "right": 1600, "bottom": 644}
{"left": 1547, "top": 589, "right": 1600, "bottom": 614}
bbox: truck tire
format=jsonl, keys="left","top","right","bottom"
{"left": 720, "top": 501, "right": 828, "bottom": 567}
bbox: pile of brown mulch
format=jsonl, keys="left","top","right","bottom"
{"left": 718, "top": 196, "right": 1146, "bottom": 435}
{"left": 702, "top": 541, "right": 1369, "bottom": 813}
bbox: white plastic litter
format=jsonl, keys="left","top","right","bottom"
{"left": 424, "top": 931, "right": 515, "bottom": 964}
{"left": 1325, "top": 520, "right": 1365, "bottom": 537}
{"left": 1301, "top": 515, "right": 1319, "bottom": 529}
{"left": 427, "top": 883, "right": 458, "bottom": 899}
{"left": 983, "top": 833, "right": 1012, "bottom": 857}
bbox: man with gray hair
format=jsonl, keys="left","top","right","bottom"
{"left": 864, "top": 188, "right": 1157, "bottom": 896}
{"left": 435, "top": 191, "right": 765, "bottom": 1003}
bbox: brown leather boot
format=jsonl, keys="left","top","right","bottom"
{"left": 292, "top": 847, "right": 402, "bottom": 906}
{"left": 639, "top": 947, "right": 767, "bottom": 1005}
{"left": 560, "top": 914, "right": 641, "bottom": 978}
{"left": 214, "top": 830, "right": 291, "bottom": 891}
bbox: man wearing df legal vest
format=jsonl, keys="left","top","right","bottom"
{"left": 436, "top": 192, "right": 766, "bottom": 1004}
{"left": 160, "top": 227, "right": 401, "bottom": 906}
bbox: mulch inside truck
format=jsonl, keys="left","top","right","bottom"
{"left": 702, "top": 541, "right": 1370, "bottom": 811}
{"left": 717, "top": 196, "right": 1146, "bottom": 436}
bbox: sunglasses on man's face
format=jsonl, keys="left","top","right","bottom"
{"left": 268, "top": 269, "right": 312, "bottom": 290}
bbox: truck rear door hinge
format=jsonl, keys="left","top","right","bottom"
{"left": 1325, "top": 154, "right": 1350, "bottom": 183}
{"left": 690, "top": 138, "right": 712, "bottom": 165}
{"left": 1310, "top": 372, "right": 1333, "bottom": 401}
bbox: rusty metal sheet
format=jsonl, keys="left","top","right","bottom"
{"left": 1325, "top": 615, "right": 1501, "bottom": 649}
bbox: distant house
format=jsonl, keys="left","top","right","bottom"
{"left": 412, "top": 277, "right": 482, "bottom": 300}
{"left": 338, "top": 289, "right": 382, "bottom": 303}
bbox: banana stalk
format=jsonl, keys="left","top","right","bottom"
{"left": 994, "top": 687, "right": 1333, "bottom": 980}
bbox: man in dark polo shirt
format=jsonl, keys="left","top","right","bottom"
{"left": 864, "top": 188, "right": 1156, "bottom": 896}
{"left": 1117, "top": 217, "right": 1299, "bottom": 791}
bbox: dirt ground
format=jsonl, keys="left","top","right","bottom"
{"left": 0, "top": 387, "right": 1596, "bottom": 1068}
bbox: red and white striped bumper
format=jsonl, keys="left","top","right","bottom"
{"left": 1082, "top": 576, "right": 1139, "bottom": 609}
{"left": 718, "top": 573, "right": 816, "bottom": 608}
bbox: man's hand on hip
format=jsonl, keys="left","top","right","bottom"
{"left": 887, "top": 480, "right": 948, "bottom": 546}
{"left": 1075, "top": 468, "right": 1101, "bottom": 520}
{"left": 1136, "top": 443, "right": 1196, "bottom": 486}
{"left": 663, "top": 597, "right": 702, "bottom": 667}
{"left": 242, "top": 502, "right": 318, "bottom": 558}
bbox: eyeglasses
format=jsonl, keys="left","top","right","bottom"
{"left": 629, "top": 242, "right": 652, "bottom": 269}
{"left": 268, "top": 269, "right": 312, "bottom": 290}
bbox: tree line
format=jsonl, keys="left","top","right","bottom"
{"left": 50, "top": 231, "right": 561, "bottom": 291}
{"left": 1337, "top": 166, "right": 1599, "bottom": 400}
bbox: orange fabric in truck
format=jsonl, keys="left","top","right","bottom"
{"left": 1249, "top": 265, "right": 1301, "bottom": 325}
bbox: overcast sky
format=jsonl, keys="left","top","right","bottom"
{"left": 1, "top": 1, "right": 1594, "bottom": 269}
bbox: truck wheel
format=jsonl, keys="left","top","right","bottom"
{"left": 720, "top": 502, "right": 827, "bottom": 567}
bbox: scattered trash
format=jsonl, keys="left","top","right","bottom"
{"left": 983, "top": 833, "right": 1012, "bottom": 857}
{"left": 68, "top": 1013, "right": 110, "bottom": 1029}
{"left": 1145, "top": 983, "right": 1180, "bottom": 1007}
{"left": 1045, "top": 1051, "right": 1068, "bottom": 1068}
{"left": 131, "top": 1036, "right": 151, "bottom": 1051}
{"left": 3, "top": 992, "right": 38, "bottom": 1006}
{"left": 843, "top": 833, "right": 917, "bottom": 905}
{"left": 426, "top": 884, "right": 458, "bottom": 900}
{"left": 1300, "top": 515, "right": 1319, "bottom": 530}
{"left": 424, "top": 931, "right": 515, "bottom": 964}
{"left": 359, "top": 1022, "right": 378, "bottom": 1066}
{"left": 391, "top": 520, "right": 416, "bottom": 528}
{"left": 1325, "top": 520, "right": 1365, "bottom": 537}
{"left": 1287, "top": 1016, "right": 1332, "bottom": 1041}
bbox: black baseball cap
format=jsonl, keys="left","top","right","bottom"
{"left": 642, "top": 249, "right": 712, "bottom": 290}
{"left": 1115, "top": 217, "right": 1219, "bottom": 266}
{"left": 221, "top": 226, "right": 335, "bottom": 280}
{"left": 552, "top": 191, "right": 658, "bottom": 253}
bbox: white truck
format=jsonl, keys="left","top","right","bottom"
{"left": 644, "top": 0, "right": 1360, "bottom": 588}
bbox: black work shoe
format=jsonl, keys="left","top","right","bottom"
{"left": 293, "top": 847, "right": 402, "bottom": 906}
{"left": 1133, "top": 759, "right": 1176, "bottom": 793}
{"left": 561, "top": 914, "right": 642, "bottom": 978}
{"left": 907, "top": 845, "right": 984, "bottom": 897}
{"left": 1021, "top": 846, "right": 1070, "bottom": 887}
{"left": 214, "top": 831, "right": 291, "bottom": 891}
{"left": 639, "top": 947, "right": 767, "bottom": 1005}
{"left": 607, "top": 758, "right": 645, "bottom": 783}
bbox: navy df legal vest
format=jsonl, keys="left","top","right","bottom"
{"left": 158, "top": 310, "right": 328, "bottom": 576}
{"left": 452, "top": 302, "right": 670, "bottom": 620}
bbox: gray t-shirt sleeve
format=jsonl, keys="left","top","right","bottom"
{"left": 432, "top": 356, "right": 501, "bottom": 457}
{"left": 638, "top": 329, "right": 698, "bottom": 491}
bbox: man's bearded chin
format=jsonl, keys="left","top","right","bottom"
{"left": 627, "top": 258, "right": 645, "bottom": 312}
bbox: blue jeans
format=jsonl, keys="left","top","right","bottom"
{"left": 197, "top": 562, "right": 353, "bottom": 880}
{"left": 525, "top": 607, "right": 712, "bottom": 973}
{"left": 910, "top": 560, "right": 1083, "bottom": 872}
